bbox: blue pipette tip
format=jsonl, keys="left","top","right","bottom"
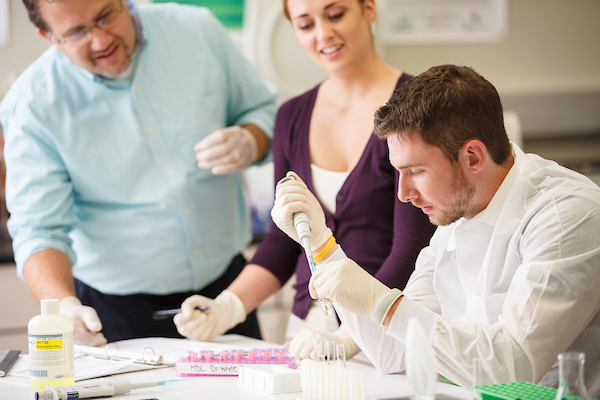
{"left": 308, "top": 256, "right": 317, "bottom": 273}
{"left": 307, "top": 257, "right": 331, "bottom": 316}
{"left": 157, "top": 379, "right": 185, "bottom": 386}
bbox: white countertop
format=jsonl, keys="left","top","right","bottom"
{"left": 0, "top": 335, "right": 474, "bottom": 400}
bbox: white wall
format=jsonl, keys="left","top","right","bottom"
{"left": 0, "top": 0, "right": 50, "bottom": 99}
{"left": 2, "top": 0, "right": 600, "bottom": 100}
{"left": 0, "top": 264, "right": 39, "bottom": 353}
{"left": 382, "top": 0, "right": 600, "bottom": 96}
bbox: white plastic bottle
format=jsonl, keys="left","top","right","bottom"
{"left": 28, "top": 299, "right": 75, "bottom": 392}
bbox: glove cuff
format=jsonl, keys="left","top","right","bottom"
{"left": 217, "top": 290, "right": 247, "bottom": 326}
{"left": 319, "top": 245, "right": 347, "bottom": 265}
{"left": 311, "top": 227, "right": 333, "bottom": 253}
{"left": 59, "top": 296, "right": 81, "bottom": 308}
{"left": 371, "top": 288, "right": 403, "bottom": 327}
{"left": 240, "top": 126, "right": 259, "bottom": 163}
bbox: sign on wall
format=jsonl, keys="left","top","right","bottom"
{"left": 378, "top": 0, "right": 508, "bottom": 45}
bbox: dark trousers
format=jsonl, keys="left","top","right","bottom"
{"left": 75, "top": 254, "right": 261, "bottom": 342}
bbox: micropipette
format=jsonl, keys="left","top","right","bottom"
{"left": 34, "top": 379, "right": 182, "bottom": 400}
{"left": 279, "top": 174, "right": 330, "bottom": 316}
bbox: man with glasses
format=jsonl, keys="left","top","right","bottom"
{"left": 0, "top": 0, "right": 277, "bottom": 345}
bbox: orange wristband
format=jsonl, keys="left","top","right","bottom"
{"left": 313, "top": 235, "right": 336, "bottom": 263}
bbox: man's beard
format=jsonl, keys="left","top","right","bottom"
{"left": 417, "top": 167, "right": 476, "bottom": 227}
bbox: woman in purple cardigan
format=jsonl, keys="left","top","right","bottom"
{"left": 174, "top": 0, "right": 435, "bottom": 360}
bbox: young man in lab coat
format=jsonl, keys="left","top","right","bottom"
{"left": 271, "top": 65, "right": 600, "bottom": 396}
{"left": 1, "top": 0, "right": 277, "bottom": 345}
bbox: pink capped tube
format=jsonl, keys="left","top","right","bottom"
{"left": 248, "top": 351, "right": 256, "bottom": 363}
{"left": 204, "top": 351, "right": 213, "bottom": 362}
{"left": 262, "top": 351, "right": 271, "bottom": 363}
{"left": 220, "top": 351, "right": 229, "bottom": 362}
{"left": 276, "top": 351, "right": 285, "bottom": 363}
{"left": 233, "top": 351, "right": 242, "bottom": 363}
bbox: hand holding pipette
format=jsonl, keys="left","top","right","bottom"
{"left": 272, "top": 172, "right": 332, "bottom": 315}
{"left": 308, "top": 257, "right": 395, "bottom": 319}
{"left": 271, "top": 172, "right": 332, "bottom": 256}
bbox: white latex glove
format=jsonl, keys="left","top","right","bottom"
{"left": 59, "top": 296, "right": 107, "bottom": 347}
{"left": 288, "top": 324, "right": 361, "bottom": 361}
{"left": 173, "top": 290, "right": 246, "bottom": 342}
{"left": 271, "top": 171, "right": 332, "bottom": 250}
{"left": 309, "top": 258, "right": 392, "bottom": 318}
{"left": 194, "top": 126, "right": 258, "bottom": 175}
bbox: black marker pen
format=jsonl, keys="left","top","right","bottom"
{"left": 152, "top": 306, "right": 210, "bottom": 320}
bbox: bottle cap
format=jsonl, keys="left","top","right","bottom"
{"left": 41, "top": 299, "right": 60, "bottom": 315}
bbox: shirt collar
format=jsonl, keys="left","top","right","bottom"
{"left": 108, "top": 45, "right": 140, "bottom": 82}
{"left": 127, "top": 0, "right": 146, "bottom": 49}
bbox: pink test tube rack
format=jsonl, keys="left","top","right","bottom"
{"left": 175, "top": 348, "right": 297, "bottom": 377}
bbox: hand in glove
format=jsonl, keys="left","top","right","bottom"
{"left": 174, "top": 290, "right": 246, "bottom": 342}
{"left": 309, "top": 258, "right": 392, "bottom": 318}
{"left": 288, "top": 324, "right": 361, "bottom": 361}
{"left": 59, "top": 296, "right": 107, "bottom": 346}
{"left": 271, "top": 172, "right": 332, "bottom": 250}
{"left": 195, "top": 126, "right": 258, "bottom": 175}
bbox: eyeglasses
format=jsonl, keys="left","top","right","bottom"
{"left": 49, "top": 1, "right": 125, "bottom": 47}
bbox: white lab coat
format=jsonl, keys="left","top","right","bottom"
{"left": 337, "top": 144, "right": 600, "bottom": 397}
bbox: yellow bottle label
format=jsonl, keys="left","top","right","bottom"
{"left": 28, "top": 331, "right": 74, "bottom": 389}
{"left": 36, "top": 339, "right": 63, "bottom": 350}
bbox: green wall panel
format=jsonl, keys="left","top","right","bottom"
{"left": 152, "top": 0, "right": 244, "bottom": 28}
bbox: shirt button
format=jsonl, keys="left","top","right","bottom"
{"left": 336, "top": 193, "right": 343, "bottom": 201}
{"left": 167, "top": 169, "right": 175, "bottom": 176}
{"left": 192, "top": 249, "right": 199, "bottom": 256}
{"left": 148, "top": 127, "right": 155, "bottom": 134}
{"left": 187, "top": 208, "right": 193, "bottom": 215}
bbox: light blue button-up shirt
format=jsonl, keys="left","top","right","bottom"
{"left": 0, "top": 4, "right": 277, "bottom": 295}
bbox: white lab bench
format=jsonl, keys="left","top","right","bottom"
{"left": 0, "top": 335, "right": 474, "bottom": 400}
